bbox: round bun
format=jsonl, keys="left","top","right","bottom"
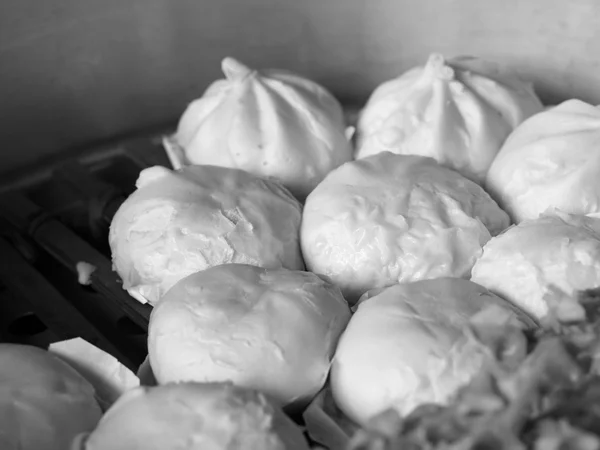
{"left": 355, "top": 53, "right": 543, "bottom": 183}
{"left": 485, "top": 99, "right": 600, "bottom": 223}
{"left": 471, "top": 212, "right": 600, "bottom": 321}
{"left": 171, "top": 57, "right": 353, "bottom": 200}
{"left": 300, "top": 152, "right": 510, "bottom": 304}
{"left": 148, "top": 264, "right": 351, "bottom": 407}
{"left": 0, "top": 344, "right": 102, "bottom": 450}
{"left": 330, "top": 278, "right": 529, "bottom": 425}
{"left": 109, "top": 165, "right": 305, "bottom": 305}
{"left": 75, "top": 382, "right": 310, "bottom": 450}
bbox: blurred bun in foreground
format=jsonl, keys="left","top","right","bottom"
{"left": 73, "top": 382, "right": 310, "bottom": 450}
{"left": 0, "top": 344, "right": 102, "bottom": 450}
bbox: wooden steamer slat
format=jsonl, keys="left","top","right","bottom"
{"left": 0, "top": 237, "right": 139, "bottom": 370}
{"left": 125, "top": 137, "right": 172, "bottom": 170}
{"left": 52, "top": 161, "right": 127, "bottom": 245}
{"left": 0, "top": 193, "right": 152, "bottom": 331}
{"left": 0, "top": 283, "right": 61, "bottom": 348}
{"left": 0, "top": 135, "right": 172, "bottom": 370}
{"left": 54, "top": 161, "right": 126, "bottom": 220}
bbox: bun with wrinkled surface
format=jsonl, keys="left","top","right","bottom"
{"left": 471, "top": 212, "right": 600, "bottom": 322}
{"left": 486, "top": 99, "right": 600, "bottom": 223}
{"left": 148, "top": 264, "right": 351, "bottom": 408}
{"left": 109, "top": 165, "right": 304, "bottom": 305}
{"left": 330, "top": 278, "right": 530, "bottom": 425}
{"left": 300, "top": 152, "right": 510, "bottom": 304}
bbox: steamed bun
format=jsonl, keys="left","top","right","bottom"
{"left": 471, "top": 212, "right": 600, "bottom": 322}
{"left": 109, "top": 165, "right": 304, "bottom": 305}
{"left": 300, "top": 152, "right": 510, "bottom": 304}
{"left": 330, "top": 278, "right": 529, "bottom": 425}
{"left": 0, "top": 344, "right": 102, "bottom": 450}
{"left": 355, "top": 53, "right": 543, "bottom": 183}
{"left": 167, "top": 57, "right": 353, "bottom": 200}
{"left": 485, "top": 99, "right": 600, "bottom": 223}
{"left": 148, "top": 264, "right": 351, "bottom": 407}
{"left": 74, "top": 382, "right": 310, "bottom": 450}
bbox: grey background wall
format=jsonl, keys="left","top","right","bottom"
{"left": 1, "top": 0, "right": 599, "bottom": 174}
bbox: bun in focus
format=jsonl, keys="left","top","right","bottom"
{"left": 169, "top": 57, "right": 353, "bottom": 200}
{"left": 109, "top": 165, "right": 304, "bottom": 305}
{"left": 486, "top": 99, "right": 600, "bottom": 223}
{"left": 330, "top": 278, "right": 530, "bottom": 425}
{"left": 301, "top": 153, "right": 510, "bottom": 304}
{"left": 356, "top": 53, "right": 543, "bottom": 183}
{"left": 471, "top": 212, "right": 600, "bottom": 322}
{"left": 148, "top": 264, "right": 351, "bottom": 408}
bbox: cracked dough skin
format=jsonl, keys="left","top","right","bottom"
{"left": 147, "top": 264, "right": 351, "bottom": 408}
{"left": 485, "top": 99, "right": 600, "bottom": 223}
{"left": 109, "top": 165, "right": 304, "bottom": 305}
{"left": 0, "top": 344, "right": 102, "bottom": 450}
{"left": 471, "top": 212, "right": 600, "bottom": 321}
{"left": 330, "top": 278, "right": 527, "bottom": 425}
{"left": 77, "top": 383, "right": 310, "bottom": 450}
{"left": 300, "top": 153, "right": 510, "bottom": 304}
